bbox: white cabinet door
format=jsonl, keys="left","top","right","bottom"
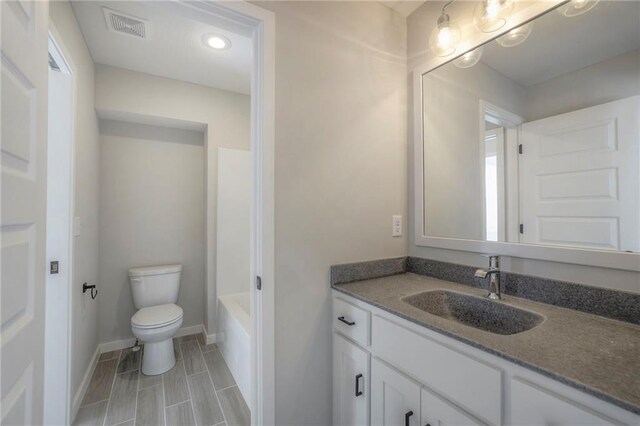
{"left": 334, "top": 333, "right": 370, "bottom": 426}
{"left": 511, "top": 378, "right": 622, "bottom": 426}
{"left": 371, "top": 358, "right": 421, "bottom": 426}
{"left": 421, "top": 387, "right": 483, "bottom": 426}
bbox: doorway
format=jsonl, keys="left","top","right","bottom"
{"left": 43, "top": 32, "right": 75, "bottom": 425}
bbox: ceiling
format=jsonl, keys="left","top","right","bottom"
{"left": 71, "top": 1, "right": 252, "bottom": 94}
{"left": 480, "top": 1, "right": 640, "bottom": 87}
{"left": 381, "top": 0, "right": 427, "bottom": 17}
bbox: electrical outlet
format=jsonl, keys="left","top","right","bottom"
{"left": 392, "top": 215, "right": 402, "bottom": 237}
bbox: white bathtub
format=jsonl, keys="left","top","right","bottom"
{"left": 217, "top": 292, "right": 250, "bottom": 407}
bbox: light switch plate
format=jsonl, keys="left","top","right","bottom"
{"left": 392, "top": 215, "right": 402, "bottom": 237}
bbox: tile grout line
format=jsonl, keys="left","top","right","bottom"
{"left": 198, "top": 333, "right": 229, "bottom": 426}
{"left": 102, "top": 350, "right": 123, "bottom": 426}
{"left": 179, "top": 339, "right": 199, "bottom": 425}
{"left": 160, "top": 369, "right": 166, "bottom": 426}
{"left": 131, "top": 349, "right": 141, "bottom": 426}
{"left": 215, "top": 384, "right": 238, "bottom": 394}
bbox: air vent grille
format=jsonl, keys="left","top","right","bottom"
{"left": 103, "top": 8, "right": 148, "bottom": 39}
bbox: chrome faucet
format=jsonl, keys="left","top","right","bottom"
{"left": 475, "top": 255, "right": 501, "bottom": 300}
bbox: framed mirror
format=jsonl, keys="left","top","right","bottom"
{"left": 414, "top": 1, "right": 640, "bottom": 270}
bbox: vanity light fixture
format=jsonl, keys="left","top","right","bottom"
{"left": 428, "top": 1, "right": 461, "bottom": 57}
{"left": 496, "top": 22, "right": 534, "bottom": 47}
{"left": 453, "top": 46, "right": 484, "bottom": 68}
{"left": 557, "top": 0, "right": 599, "bottom": 17}
{"left": 203, "top": 33, "right": 231, "bottom": 50}
{"left": 473, "top": 0, "right": 514, "bottom": 33}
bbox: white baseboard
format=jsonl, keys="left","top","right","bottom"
{"left": 99, "top": 324, "right": 207, "bottom": 353}
{"left": 203, "top": 325, "right": 218, "bottom": 345}
{"left": 71, "top": 345, "right": 100, "bottom": 423}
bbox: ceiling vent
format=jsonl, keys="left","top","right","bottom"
{"left": 103, "top": 7, "right": 149, "bottom": 39}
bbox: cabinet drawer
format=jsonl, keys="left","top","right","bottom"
{"left": 511, "top": 377, "right": 622, "bottom": 425}
{"left": 333, "top": 297, "right": 370, "bottom": 346}
{"left": 372, "top": 315, "right": 502, "bottom": 425}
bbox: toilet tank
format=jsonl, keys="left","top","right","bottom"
{"left": 129, "top": 264, "right": 182, "bottom": 309}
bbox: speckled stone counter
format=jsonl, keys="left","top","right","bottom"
{"left": 332, "top": 273, "right": 640, "bottom": 414}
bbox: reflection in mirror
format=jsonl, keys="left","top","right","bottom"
{"left": 422, "top": 1, "right": 640, "bottom": 252}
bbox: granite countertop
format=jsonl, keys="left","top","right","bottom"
{"left": 332, "top": 273, "right": 640, "bottom": 414}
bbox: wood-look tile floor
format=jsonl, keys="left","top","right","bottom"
{"left": 74, "top": 334, "right": 250, "bottom": 426}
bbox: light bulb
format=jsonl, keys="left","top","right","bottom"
{"left": 557, "top": 0, "right": 599, "bottom": 17}
{"left": 474, "top": 0, "right": 514, "bottom": 33}
{"left": 453, "top": 46, "right": 484, "bottom": 69}
{"left": 428, "top": 12, "right": 461, "bottom": 57}
{"left": 202, "top": 33, "right": 231, "bottom": 50}
{"left": 496, "top": 22, "right": 534, "bottom": 47}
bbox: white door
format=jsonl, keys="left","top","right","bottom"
{"left": 421, "top": 387, "right": 483, "bottom": 426}
{"left": 1, "top": 0, "right": 50, "bottom": 424}
{"left": 519, "top": 96, "right": 640, "bottom": 252}
{"left": 333, "top": 333, "right": 370, "bottom": 426}
{"left": 371, "top": 358, "right": 421, "bottom": 426}
{"left": 510, "top": 378, "right": 620, "bottom": 426}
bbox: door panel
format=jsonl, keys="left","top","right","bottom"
{"left": 371, "top": 358, "right": 420, "bottom": 426}
{"left": 333, "top": 333, "right": 369, "bottom": 426}
{"left": 421, "top": 387, "right": 483, "bottom": 426}
{"left": 1, "top": 0, "right": 49, "bottom": 424}
{"left": 519, "top": 96, "right": 640, "bottom": 252}
{"left": 510, "top": 378, "right": 621, "bottom": 425}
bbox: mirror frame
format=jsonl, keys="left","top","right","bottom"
{"left": 412, "top": 1, "right": 640, "bottom": 271}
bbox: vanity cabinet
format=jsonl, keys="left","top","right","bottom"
{"left": 333, "top": 333, "right": 370, "bottom": 426}
{"left": 510, "top": 377, "right": 621, "bottom": 426}
{"left": 332, "top": 291, "right": 639, "bottom": 426}
{"left": 371, "top": 358, "right": 421, "bottom": 426}
{"left": 421, "top": 386, "right": 483, "bottom": 426}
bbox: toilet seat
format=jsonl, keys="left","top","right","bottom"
{"left": 131, "top": 303, "right": 183, "bottom": 329}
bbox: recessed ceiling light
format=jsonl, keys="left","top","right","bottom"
{"left": 203, "top": 34, "right": 231, "bottom": 50}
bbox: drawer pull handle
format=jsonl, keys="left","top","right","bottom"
{"left": 338, "top": 316, "right": 355, "bottom": 326}
{"left": 405, "top": 410, "right": 414, "bottom": 426}
{"left": 355, "top": 373, "right": 363, "bottom": 397}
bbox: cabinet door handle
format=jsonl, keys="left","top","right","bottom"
{"left": 354, "top": 373, "right": 363, "bottom": 397}
{"left": 405, "top": 410, "right": 414, "bottom": 426}
{"left": 338, "top": 316, "right": 355, "bottom": 326}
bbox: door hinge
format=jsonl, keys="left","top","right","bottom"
{"left": 519, "top": 224, "right": 524, "bottom": 234}
{"left": 518, "top": 144, "right": 523, "bottom": 154}
{"left": 50, "top": 261, "right": 59, "bottom": 274}
{"left": 256, "top": 275, "right": 262, "bottom": 291}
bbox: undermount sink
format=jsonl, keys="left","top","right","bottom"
{"left": 402, "top": 290, "right": 544, "bottom": 335}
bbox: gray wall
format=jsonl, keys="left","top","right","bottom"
{"left": 49, "top": 0, "right": 100, "bottom": 407}
{"left": 254, "top": 2, "right": 408, "bottom": 424}
{"left": 423, "top": 64, "right": 526, "bottom": 240}
{"left": 408, "top": 1, "right": 640, "bottom": 294}
{"left": 94, "top": 65, "right": 250, "bottom": 337}
{"left": 526, "top": 49, "right": 640, "bottom": 121}
{"left": 98, "top": 121, "right": 205, "bottom": 342}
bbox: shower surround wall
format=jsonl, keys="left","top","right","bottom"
{"left": 94, "top": 65, "right": 250, "bottom": 344}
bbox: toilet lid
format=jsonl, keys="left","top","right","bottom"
{"left": 131, "top": 304, "right": 183, "bottom": 329}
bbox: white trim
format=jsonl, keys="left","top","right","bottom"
{"left": 70, "top": 345, "right": 100, "bottom": 423}
{"left": 205, "top": 333, "right": 218, "bottom": 345}
{"left": 98, "top": 324, "right": 206, "bottom": 353}
{"left": 412, "top": 0, "right": 640, "bottom": 272}
{"left": 185, "top": 2, "right": 276, "bottom": 424}
{"left": 44, "top": 25, "right": 78, "bottom": 426}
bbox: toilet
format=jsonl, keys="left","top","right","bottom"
{"left": 129, "top": 264, "right": 184, "bottom": 375}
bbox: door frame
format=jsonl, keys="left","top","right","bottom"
{"left": 43, "top": 27, "right": 77, "bottom": 426}
{"left": 173, "top": 1, "right": 276, "bottom": 424}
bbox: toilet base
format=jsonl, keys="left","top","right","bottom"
{"left": 141, "top": 338, "right": 175, "bottom": 375}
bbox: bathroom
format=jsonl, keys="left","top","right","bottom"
{"left": 1, "top": 0, "right": 639, "bottom": 425}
